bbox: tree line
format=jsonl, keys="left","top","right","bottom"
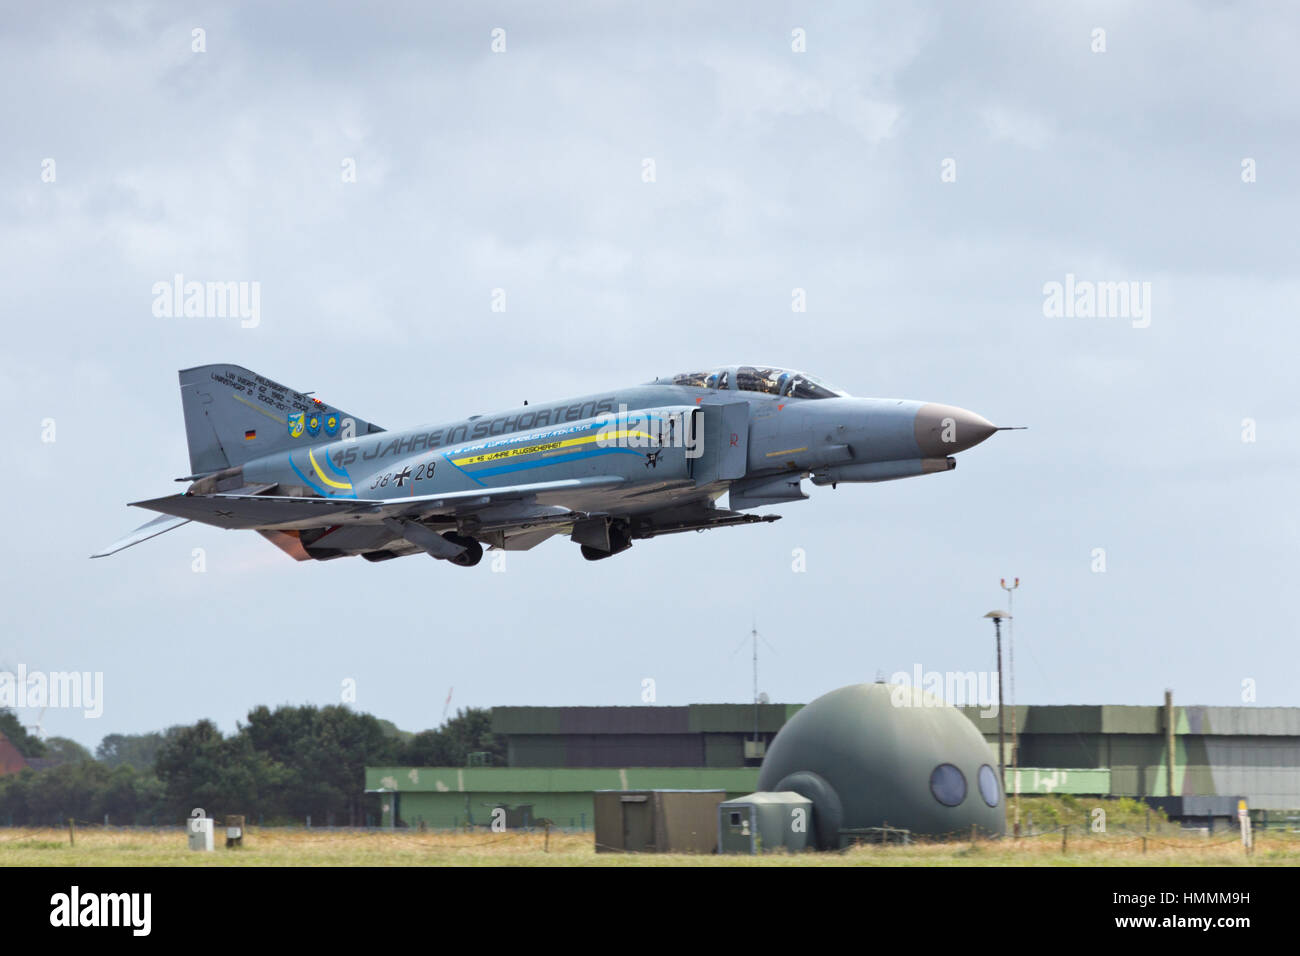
{"left": 0, "top": 705, "right": 503, "bottom": 826}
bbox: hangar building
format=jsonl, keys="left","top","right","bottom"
{"left": 367, "top": 699, "right": 1300, "bottom": 828}
{"left": 962, "top": 703, "right": 1300, "bottom": 810}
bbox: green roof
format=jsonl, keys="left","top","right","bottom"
{"left": 365, "top": 766, "right": 760, "bottom": 794}
{"left": 491, "top": 704, "right": 803, "bottom": 736}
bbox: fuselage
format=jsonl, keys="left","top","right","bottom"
{"left": 235, "top": 376, "right": 998, "bottom": 509}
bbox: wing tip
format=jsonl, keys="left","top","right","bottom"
{"left": 91, "top": 515, "right": 192, "bottom": 558}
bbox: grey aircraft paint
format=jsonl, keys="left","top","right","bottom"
{"left": 93, "top": 363, "right": 1015, "bottom": 566}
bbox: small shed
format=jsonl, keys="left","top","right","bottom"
{"left": 718, "top": 791, "right": 813, "bottom": 854}
{"left": 594, "top": 789, "right": 725, "bottom": 853}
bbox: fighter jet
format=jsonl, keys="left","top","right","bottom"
{"left": 93, "top": 364, "right": 1016, "bottom": 566}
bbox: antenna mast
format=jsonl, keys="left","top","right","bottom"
{"left": 752, "top": 618, "right": 759, "bottom": 746}
{"left": 1001, "top": 576, "right": 1021, "bottom": 836}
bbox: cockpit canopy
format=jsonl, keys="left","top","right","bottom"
{"left": 655, "top": 366, "right": 850, "bottom": 400}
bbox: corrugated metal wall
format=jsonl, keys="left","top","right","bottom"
{"left": 496, "top": 704, "right": 795, "bottom": 768}
{"left": 957, "top": 706, "right": 1300, "bottom": 810}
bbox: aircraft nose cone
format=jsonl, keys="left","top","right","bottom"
{"left": 914, "top": 403, "right": 998, "bottom": 456}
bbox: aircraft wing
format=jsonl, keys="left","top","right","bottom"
{"left": 129, "top": 475, "right": 630, "bottom": 531}
{"left": 90, "top": 514, "right": 192, "bottom": 558}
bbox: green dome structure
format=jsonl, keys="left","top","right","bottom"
{"left": 757, "top": 682, "right": 1006, "bottom": 847}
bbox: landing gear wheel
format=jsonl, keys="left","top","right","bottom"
{"left": 442, "top": 532, "right": 483, "bottom": 567}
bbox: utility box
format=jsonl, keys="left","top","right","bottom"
{"left": 718, "top": 791, "right": 812, "bottom": 854}
{"left": 225, "top": 814, "right": 245, "bottom": 848}
{"left": 188, "top": 815, "right": 214, "bottom": 852}
{"left": 594, "top": 790, "right": 725, "bottom": 853}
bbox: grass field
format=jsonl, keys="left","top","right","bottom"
{"left": 2, "top": 825, "right": 1297, "bottom": 866}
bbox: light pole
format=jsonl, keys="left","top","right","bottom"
{"left": 983, "top": 610, "right": 1011, "bottom": 792}
{"left": 1001, "top": 576, "right": 1020, "bottom": 836}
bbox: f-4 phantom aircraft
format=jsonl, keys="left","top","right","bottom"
{"left": 94, "top": 364, "right": 1018, "bottom": 566}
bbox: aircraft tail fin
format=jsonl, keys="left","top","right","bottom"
{"left": 179, "top": 364, "right": 384, "bottom": 476}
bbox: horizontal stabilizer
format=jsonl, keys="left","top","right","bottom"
{"left": 133, "top": 492, "right": 363, "bottom": 529}
{"left": 91, "top": 514, "right": 191, "bottom": 558}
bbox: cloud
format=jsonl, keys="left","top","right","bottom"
{"left": 5, "top": 1, "right": 1300, "bottom": 744}
{"left": 979, "top": 104, "right": 1053, "bottom": 149}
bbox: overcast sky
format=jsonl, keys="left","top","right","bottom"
{"left": 3, "top": 1, "right": 1297, "bottom": 748}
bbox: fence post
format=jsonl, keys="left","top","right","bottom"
{"left": 68, "top": 817, "right": 75, "bottom": 847}
{"left": 1061, "top": 825, "right": 1067, "bottom": 853}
